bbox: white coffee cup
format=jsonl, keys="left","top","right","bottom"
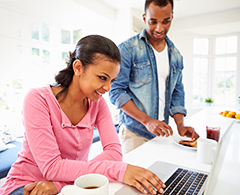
{"left": 197, "top": 138, "right": 218, "bottom": 165}
{"left": 61, "top": 174, "right": 109, "bottom": 195}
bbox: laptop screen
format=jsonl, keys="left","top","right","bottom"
{"left": 204, "top": 120, "right": 234, "bottom": 194}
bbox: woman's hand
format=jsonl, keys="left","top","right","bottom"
{"left": 123, "top": 164, "right": 166, "bottom": 194}
{"left": 23, "top": 181, "right": 58, "bottom": 195}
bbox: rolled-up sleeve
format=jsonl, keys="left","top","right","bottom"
{"left": 109, "top": 43, "right": 132, "bottom": 108}
{"left": 169, "top": 58, "right": 187, "bottom": 117}
{"left": 169, "top": 106, "right": 187, "bottom": 117}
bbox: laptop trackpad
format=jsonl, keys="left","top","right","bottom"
{"left": 148, "top": 161, "right": 178, "bottom": 182}
{"left": 115, "top": 161, "right": 178, "bottom": 195}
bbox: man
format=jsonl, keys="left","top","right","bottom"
{"left": 109, "top": 0, "right": 199, "bottom": 154}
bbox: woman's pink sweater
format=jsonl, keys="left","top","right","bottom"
{"left": 0, "top": 86, "right": 127, "bottom": 194}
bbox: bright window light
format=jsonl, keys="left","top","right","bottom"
{"left": 216, "top": 36, "right": 237, "bottom": 55}
{"left": 214, "top": 56, "right": 237, "bottom": 105}
{"left": 192, "top": 37, "right": 209, "bottom": 105}
{"left": 192, "top": 57, "right": 208, "bottom": 104}
{"left": 193, "top": 38, "right": 209, "bottom": 55}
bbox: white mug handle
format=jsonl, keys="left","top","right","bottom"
{"left": 61, "top": 185, "right": 76, "bottom": 195}
{"left": 211, "top": 144, "right": 218, "bottom": 164}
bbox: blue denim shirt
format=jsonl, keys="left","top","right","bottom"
{"left": 109, "top": 29, "right": 187, "bottom": 140}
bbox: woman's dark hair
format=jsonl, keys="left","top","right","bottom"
{"left": 144, "top": 0, "right": 174, "bottom": 13}
{"left": 54, "top": 35, "right": 121, "bottom": 101}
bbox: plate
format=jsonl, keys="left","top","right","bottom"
{"left": 235, "top": 118, "right": 240, "bottom": 122}
{"left": 174, "top": 136, "right": 197, "bottom": 150}
{"left": 226, "top": 118, "right": 240, "bottom": 122}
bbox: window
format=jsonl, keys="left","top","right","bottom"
{"left": 42, "top": 50, "right": 50, "bottom": 65}
{"left": 192, "top": 35, "right": 239, "bottom": 106}
{"left": 193, "top": 38, "right": 209, "bottom": 55}
{"left": 42, "top": 23, "right": 50, "bottom": 42}
{"left": 32, "top": 48, "right": 40, "bottom": 55}
{"left": 62, "top": 52, "right": 69, "bottom": 63}
{"left": 61, "top": 29, "right": 71, "bottom": 44}
{"left": 193, "top": 58, "right": 208, "bottom": 104}
{"left": 215, "top": 36, "right": 237, "bottom": 55}
{"left": 214, "top": 36, "right": 238, "bottom": 105}
{"left": 30, "top": 21, "right": 51, "bottom": 67}
{"left": 61, "top": 28, "right": 82, "bottom": 65}
{"left": 73, "top": 29, "right": 82, "bottom": 44}
{"left": 192, "top": 38, "right": 209, "bottom": 105}
{"left": 31, "top": 21, "right": 39, "bottom": 40}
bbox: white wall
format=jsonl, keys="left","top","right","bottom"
{"left": 171, "top": 8, "right": 240, "bottom": 35}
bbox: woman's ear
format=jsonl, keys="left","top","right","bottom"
{"left": 73, "top": 59, "right": 83, "bottom": 76}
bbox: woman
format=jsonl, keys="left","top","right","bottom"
{"left": 0, "top": 35, "right": 165, "bottom": 195}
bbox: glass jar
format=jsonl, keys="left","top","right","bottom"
{"left": 206, "top": 126, "right": 220, "bottom": 142}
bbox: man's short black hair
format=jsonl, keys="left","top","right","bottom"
{"left": 144, "top": 0, "right": 174, "bottom": 13}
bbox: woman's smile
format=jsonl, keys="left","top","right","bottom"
{"left": 95, "top": 90, "right": 104, "bottom": 98}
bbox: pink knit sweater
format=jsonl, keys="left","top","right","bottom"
{"left": 0, "top": 86, "right": 127, "bottom": 194}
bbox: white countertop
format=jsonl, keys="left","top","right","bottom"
{"left": 109, "top": 106, "right": 240, "bottom": 195}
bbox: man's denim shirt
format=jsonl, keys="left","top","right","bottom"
{"left": 109, "top": 29, "right": 187, "bottom": 140}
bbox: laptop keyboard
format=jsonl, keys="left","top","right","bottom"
{"left": 161, "top": 168, "right": 208, "bottom": 195}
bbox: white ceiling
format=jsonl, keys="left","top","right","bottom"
{"left": 99, "top": 0, "right": 240, "bottom": 19}
{"left": 1, "top": 0, "right": 240, "bottom": 35}
{"left": 98, "top": 0, "right": 240, "bottom": 35}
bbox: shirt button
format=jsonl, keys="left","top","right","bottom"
{"left": 166, "top": 102, "right": 168, "bottom": 104}
{"left": 62, "top": 124, "right": 65, "bottom": 127}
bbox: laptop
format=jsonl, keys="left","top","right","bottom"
{"left": 115, "top": 120, "right": 234, "bottom": 195}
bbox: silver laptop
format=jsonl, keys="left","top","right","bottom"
{"left": 115, "top": 121, "right": 234, "bottom": 195}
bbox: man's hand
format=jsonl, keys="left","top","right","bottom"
{"left": 173, "top": 113, "right": 199, "bottom": 140}
{"left": 24, "top": 181, "right": 58, "bottom": 195}
{"left": 178, "top": 125, "right": 199, "bottom": 140}
{"left": 144, "top": 118, "right": 173, "bottom": 137}
{"left": 120, "top": 100, "right": 173, "bottom": 137}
